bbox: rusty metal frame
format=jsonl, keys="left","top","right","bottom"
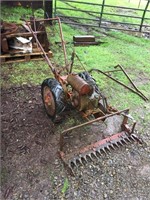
{"left": 89, "top": 66, "right": 148, "bottom": 101}
{"left": 25, "top": 17, "right": 69, "bottom": 73}
{"left": 25, "top": 17, "right": 144, "bottom": 174}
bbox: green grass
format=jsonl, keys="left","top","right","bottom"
{"left": 1, "top": 61, "right": 52, "bottom": 88}
{"left": 55, "top": 0, "right": 150, "bottom": 26}
{"left": 1, "top": 4, "right": 150, "bottom": 124}
{"left": 1, "top": 5, "right": 45, "bottom": 23}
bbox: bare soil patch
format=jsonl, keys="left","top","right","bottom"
{"left": 1, "top": 85, "right": 150, "bottom": 200}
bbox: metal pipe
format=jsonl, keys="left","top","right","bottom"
{"left": 26, "top": 17, "right": 69, "bottom": 73}
{"left": 57, "top": 17, "right": 69, "bottom": 71}
{"left": 104, "top": 69, "right": 121, "bottom": 73}
{"left": 61, "top": 109, "right": 129, "bottom": 134}
{"left": 115, "top": 64, "right": 148, "bottom": 100}
{"left": 99, "top": 0, "right": 105, "bottom": 27}
{"left": 89, "top": 68, "right": 148, "bottom": 101}
{"left": 60, "top": 21, "right": 150, "bottom": 33}
{"left": 139, "top": 0, "right": 150, "bottom": 32}
{"left": 25, "top": 21, "right": 55, "bottom": 73}
{"left": 138, "top": 0, "right": 142, "bottom": 8}
{"left": 58, "top": 13, "right": 150, "bottom": 27}
{"left": 26, "top": 17, "right": 60, "bottom": 22}
{"left": 58, "top": 0, "right": 149, "bottom": 12}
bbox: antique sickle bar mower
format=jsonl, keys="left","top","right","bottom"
{"left": 26, "top": 17, "right": 143, "bottom": 174}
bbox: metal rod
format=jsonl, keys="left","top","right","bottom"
{"left": 89, "top": 68, "right": 148, "bottom": 101}
{"left": 57, "top": 3, "right": 150, "bottom": 20}
{"left": 60, "top": 14, "right": 143, "bottom": 26}
{"left": 138, "top": 0, "right": 142, "bottom": 8}
{"left": 104, "top": 69, "right": 121, "bottom": 73}
{"left": 60, "top": 20, "right": 150, "bottom": 33}
{"left": 59, "top": 0, "right": 103, "bottom": 6}
{"left": 58, "top": 14, "right": 150, "bottom": 26}
{"left": 99, "top": 0, "right": 105, "bottom": 27}
{"left": 58, "top": 14, "right": 150, "bottom": 22}
{"left": 25, "top": 21, "right": 55, "bottom": 73}
{"left": 57, "top": 17, "right": 69, "bottom": 71}
{"left": 6, "top": 31, "right": 46, "bottom": 38}
{"left": 56, "top": 7, "right": 102, "bottom": 14}
{"left": 139, "top": 0, "right": 149, "bottom": 32}
{"left": 69, "top": 50, "right": 75, "bottom": 73}
{"left": 26, "top": 17, "right": 69, "bottom": 73}
{"left": 58, "top": 0, "right": 149, "bottom": 12}
{"left": 26, "top": 17, "right": 60, "bottom": 22}
{"left": 115, "top": 64, "right": 148, "bottom": 100}
{"left": 56, "top": 0, "right": 150, "bottom": 33}
{"left": 61, "top": 109, "right": 129, "bottom": 134}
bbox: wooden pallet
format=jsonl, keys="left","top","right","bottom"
{"left": 0, "top": 50, "right": 53, "bottom": 64}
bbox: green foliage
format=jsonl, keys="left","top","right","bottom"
{"left": 56, "top": 0, "right": 150, "bottom": 26}
{"left": 61, "top": 178, "right": 69, "bottom": 194}
{"left": 1, "top": 3, "right": 150, "bottom": 121}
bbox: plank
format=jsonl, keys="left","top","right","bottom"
{"left": 0, "top": 51, "right": 53, "bottom": 64}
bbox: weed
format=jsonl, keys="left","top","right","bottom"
{"left": 61, "top": 178, "right": 69, "bottom": 195}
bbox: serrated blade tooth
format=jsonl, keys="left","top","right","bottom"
{"left": 78, "top": 158, "right": 84, "bottom": 165}
{"left": 114, "top": 142, "right": 120, "bottom": 148}
{"left": 133, "top": 134, "right": 143, "bottom": 144}
{"left": 88, "top": 153, "right": 94, "bottom": 161}
{"left": 93, "top": 152, "right": 99, "bottom": 159}
{"left": 72, "top": 159, "right": 78, "bottom": 168}
{"left": 91, "top": 152, "right": 95, "bottom": 158}
{"left": 124, "top": 137, "right": 131, "bottom": 143}
{"left": 130, "top": 135, "right": 137, "bottom": 142}
{"left": 85, "top": 154, "right": 91, "bottom": 160}
{"left": 128, "top": 137, "right": 134, "bottom": 143}
{"left": 131, "top": 134, "right": 138, "bottom": 140}
{"left": 119, "top": 141, "right": 124, "bottom": 146}
{"left": 119, "top": 141, "right": 123, "bottom": 146}
{"left": 106, "top": 146, "right": 111, "bottom": 152}
{"left": 83, "top": 155, "right": 88, "bottom": 162}
{"left": 68, "top": 163, "right": 75, "bottom": 173}
{"left": 97, "top": 149, "right": 103, "bottom": 155}
{"left": 110, "top": 144, "right": 116, "bottom": 150}
{"left": 69, "top": 166, "right": 75, "bottom": 176}
{"left": 102, "top": 148, "right": 108, "bottom": 155}
{"left": 122, "top": 139, "right": 128, "bottom": 145}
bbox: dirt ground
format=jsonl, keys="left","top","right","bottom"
{"left": 1, "top": 85, "right": 150, "bottom": 200}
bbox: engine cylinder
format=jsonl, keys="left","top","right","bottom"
{"left": 67, "top": 73, "right": 92, "bottom": 95}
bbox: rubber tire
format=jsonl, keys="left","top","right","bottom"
{"left": 41, "top": 78, "right": 65, "bottom": 121}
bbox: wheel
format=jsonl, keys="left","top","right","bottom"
{"left": 41, "top": 78, "right": 65, "bottom": 121}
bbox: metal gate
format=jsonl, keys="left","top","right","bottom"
{"left": 54, "top": 0, "right": 150, "bottom": 33}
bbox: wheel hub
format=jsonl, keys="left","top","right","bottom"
{"left": 43, "top": 86, "right": 55, "bottom": 116}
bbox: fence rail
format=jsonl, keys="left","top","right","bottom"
{"left": 54, "top": 0, "right": 150, "bottom": 33}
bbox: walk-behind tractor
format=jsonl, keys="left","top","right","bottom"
{"left": 26, "top": 17, "right": 144, "bottom": 174}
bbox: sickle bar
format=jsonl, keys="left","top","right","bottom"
{"left": 59, "top": 132, "right": 142, "bottom": 174}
